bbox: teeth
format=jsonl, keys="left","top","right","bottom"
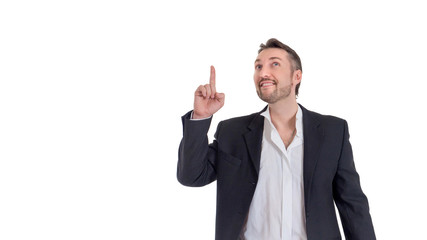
{"left": 261, "top": 82, "right": 274, "bottom": 87}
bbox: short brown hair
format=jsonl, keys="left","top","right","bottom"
{"left": 258, "top": 38, "right": 302, "bottom": 96}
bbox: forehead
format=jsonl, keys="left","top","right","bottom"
{"left": 255, "top": 48, "right": 289, "bottom": 62}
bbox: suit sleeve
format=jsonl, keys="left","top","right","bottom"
{"left": 333, "top": 120, "right": 376, "bottom": 240}
{"left": 177, "top": 110, "right": 219, "bottom": 187}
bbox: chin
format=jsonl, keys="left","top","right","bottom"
{"left": 258, "top": 94, "right": 279, "bottom": 104}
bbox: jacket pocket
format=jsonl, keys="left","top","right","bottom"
{"left": 218, "top": 150, "right": 242, "bottom": 167}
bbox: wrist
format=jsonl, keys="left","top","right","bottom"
{"left": 191, "top": 111, "right": 212, "bottom": 120}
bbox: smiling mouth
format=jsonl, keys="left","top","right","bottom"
{"left": 259, "top": 81, "right": 276, "bottom": 88}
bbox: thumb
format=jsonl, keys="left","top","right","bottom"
{"left": 215, "top": 92, "right": 225, "bottom": 99}
{"left": 215, "top": 92, "right": 225, "bottom": 103}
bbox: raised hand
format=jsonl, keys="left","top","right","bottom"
{"left": 193, "top": 66, "right": 225, "bottom": 119}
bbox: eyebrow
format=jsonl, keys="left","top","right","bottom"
{"left": 254, "top": 57, "right": 283, "bottom": 63}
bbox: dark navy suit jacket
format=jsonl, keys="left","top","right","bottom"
{"left": 177, "top": 104, "right": 376, "bottom": 240}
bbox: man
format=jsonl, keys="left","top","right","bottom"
{"left": 177, "top": 38, "right": 376, "bottom": 240}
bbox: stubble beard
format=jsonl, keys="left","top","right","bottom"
{"left": 257, "top": 81, "right": 292, "bottom": 104}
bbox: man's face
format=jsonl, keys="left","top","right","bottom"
{"left": 254, "top": 48, "right": 299, "bottom": 104}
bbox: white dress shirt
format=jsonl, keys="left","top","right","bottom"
{"left": 242, "top": 105, "right": 307, "bottom": 240}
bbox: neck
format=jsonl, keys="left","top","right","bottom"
{"left": 268, "top": 97, "right": 298, "bottom": 130}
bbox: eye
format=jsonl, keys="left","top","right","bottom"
{"left": 255, "top": 64, "right": 262, "bottom": 70}
{"left": 272, "top": 62, "right": 280, "bottom": 67}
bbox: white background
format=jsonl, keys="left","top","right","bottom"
{"left": 1, "top": 0, "right": 426, "bottom": 239}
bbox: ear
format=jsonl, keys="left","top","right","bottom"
{"left": 293, "top": 69, "right": 302, "bottom": 84}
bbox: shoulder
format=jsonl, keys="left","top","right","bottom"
{"left": 220, "top": 112, "right": 261, "bottom": 127}
{"left": 300, "top": 104, "right": 348, "bottom": 130}
{"left": 308, "top": 109, "right": 345, "bottom": 123}
{"left": 220, "top": 105, "right": 266, "bottom": 126}
{"left": 215, "top": 108, "right": 266, "bottom": 137}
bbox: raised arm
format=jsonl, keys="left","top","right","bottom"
{"left": 177, "top": 66, "right": 225, "bottom": 187}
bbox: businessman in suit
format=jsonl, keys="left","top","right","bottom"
{"left": 177, "top": 38, "right": 376, "bottom": 240}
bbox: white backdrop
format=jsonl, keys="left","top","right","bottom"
{"left": 1, "top": 0, "right": 426, "bottom": 239}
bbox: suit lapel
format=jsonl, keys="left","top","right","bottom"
{"left": 300, "top": 105, "right": 324, "bottom": 209}
{"left": 243, "top": 107, "right": 266, "bottom": 175}
{"left": 242, "top": 104, "right": 324, "bottom": 196}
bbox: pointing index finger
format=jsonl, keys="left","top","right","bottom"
{"left": 210, "top": 65, "right": 216, "bottom": 98}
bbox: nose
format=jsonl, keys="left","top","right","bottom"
{"left": 259, "top": 67, "right": 271, "bottom": 79}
